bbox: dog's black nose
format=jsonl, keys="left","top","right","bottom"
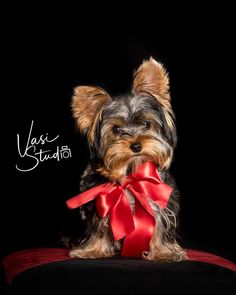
{"left": 130, "top": 143, "right": 142, "bottom": 153}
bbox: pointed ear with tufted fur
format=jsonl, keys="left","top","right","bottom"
{"left": 133, "top": 57, "right": 174, "bottom": 129}
{"left": 71, "top": 86, "right": 111, "bottom": 141}
{"left": 133, "top": 57, "right": 170, "bottom": 103}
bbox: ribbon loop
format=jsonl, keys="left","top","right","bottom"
{"left": 96, "top": 185, "right": 123, "bottom": 217}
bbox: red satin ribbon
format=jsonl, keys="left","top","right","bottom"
{"left": 66, "top": 162, "right": 173, "bottom": 256}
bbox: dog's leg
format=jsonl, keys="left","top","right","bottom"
{"left": 143, "top": 208, "right": 187, "bottom": 261}
{"left": 144, "top": 235, "right": 187, "bottom": 261}
{"left": 69, "top": 218, "right": 121, "bottom": 258}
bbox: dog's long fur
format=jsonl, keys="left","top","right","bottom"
{"left": 66, "top": 57, "right": 187, "bottom": 261}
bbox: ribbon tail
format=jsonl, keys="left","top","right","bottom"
{"left": 121, "top": 202, "right": 155, "bottom": 257}
{"left": 66, "top": 184, "right": 109, "bottom": 209}
{"left": 110, "top": 192, "right": 135, "bottom": 241}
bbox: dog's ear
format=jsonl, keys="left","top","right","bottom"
{"left": 133, "top": 57, "right": 174, "bottom": 130}
{"left": 132, "top": 57, "right": 170, "bottom": 104}
{"left": 72, "top": 86, "right": 111, "bottom": 140}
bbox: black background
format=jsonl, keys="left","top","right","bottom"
{"left": 2, "top": 6, "right": 236, "bottom": 264}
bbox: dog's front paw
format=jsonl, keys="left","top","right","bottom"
{"left": 69, "top": 245, "right": 115, "bottom": 259}
{"left": 143, "top": 243, "right": 188, "bottom": 262}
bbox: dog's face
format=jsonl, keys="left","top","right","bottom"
{"left": 72, "top": 58, "right": 176, "bottom": 180}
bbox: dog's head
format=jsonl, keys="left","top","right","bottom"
{"left": 72, "top": 57, "right": 176, "bottom": 180}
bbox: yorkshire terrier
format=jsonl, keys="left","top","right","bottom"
{"left": 65, "top": 57, "right": 187, "bottom": 261}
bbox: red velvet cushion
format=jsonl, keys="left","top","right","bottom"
{"left": 186, "top": 249, "right": 236, "bottom": 272}
{"left": 2, "top": 248, "right": 72, "bottom": 283}
{"left": 2, "top": 248, "right": 236, "bottom": 284}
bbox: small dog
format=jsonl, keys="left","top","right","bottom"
{"left": 66, "top": 57, "right": 187, "bottom": 261}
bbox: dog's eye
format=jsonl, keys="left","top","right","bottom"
{"left": 112, "top": 126, "right": 122, "bottom": 134}
{"left": 143, "top": 121, "right": 151, "bottom": 129}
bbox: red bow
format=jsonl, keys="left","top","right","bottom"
{"left": 66, "top": 162, "right": 173, "bottom": 256}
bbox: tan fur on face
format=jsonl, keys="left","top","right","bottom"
{"left": 71, "top": 86, "right": 111, "bottom": 142}
{"left": 132, "top": 57, "right": 175, "bottom": 130}
{"left": 97, "top": 134, "right": 173, "bottom": 181}
{"left": 99, "top": 118, "right": 125, "bottom": 150}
